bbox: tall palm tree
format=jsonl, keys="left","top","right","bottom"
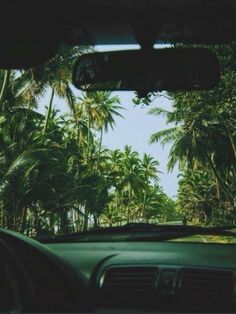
{"left": 141, "top": 153, "right": 159, "bottom": 183}
{"left": 177, "top": 168, "right": 218, "bottom": 224}
{"left": 140, "top": 153, "right": 160, "bottom": 217}
{"left": 137, "top": 185, "right": 169, "bottom": 223}
{"left": 22, "top": 45, "right": 92, "bottom": 135}
{"left": 119, "top": 146, "right": 146, "bottom": 223}
{"left": 149, "top": 107, "right": 234, "bottom": 201}
{"left": 86, "top": 91, "right": 124, "bottom": 151}
{"left": 76, "top": 91, "right": 123, "bottom": 166}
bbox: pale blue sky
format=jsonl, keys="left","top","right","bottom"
{"left": 102, "top": 92, "right": 179, "bottom": 198}
{"left": 39, "top": 45, "right": 179, "bottom": 198}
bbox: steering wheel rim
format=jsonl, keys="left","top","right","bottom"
{"left": 0, "top": 238, "right": 34, "bottom": 312}
{"left": 0, "top": 228, "right": 90, "bottom": 313}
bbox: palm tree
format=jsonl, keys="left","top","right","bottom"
{"left": 76, "top": 91, "right": 123, "bottom": 165}
{"left": 149, "top": 107, "right": 234, "bottom": 202}
{"left": 177, "top": 169, "right": 218, "bottom": 224}
{"left": 140, "top": 154, "right": 160, "bottom": 218}
{"left": 86, "top": 91, "right": 124, "bottom": 152}
{"left": 0, "top": 103, "right": 84, "bottom": 234}
{"left": 141, "top": 154, "right": 160, "bottom": 183}
{"left": 118, "top": 146, "right": 147, "bottom": 223}
{"left": 0, "top": 69, "right": 42, "bottom": 113}
{"left": 138, "top": 185, "right": 168, "bottom": 223}
{"left": 22, "top": 45, "right": 92, "bottom": 135}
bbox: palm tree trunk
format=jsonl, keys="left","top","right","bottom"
{"left": 120, "top": 190, "right": 124, "bottom": 225}
{"left": 200, "top": 145, "right": 226, "bottom": 195}
{"left": 60, "top": 208, "right": 69, "bottom": 233}
{"left": 215, "top": 176, "right": 221, "bottom": 204}
{"left": 141, "top": 191, "right": 147, "bottom": 219}
{"left": 93, "top": 213, "right": 100, "bottom": 228}
{"left": 100, "top": 128, "right": 103, "bottom": 150}
{"left": 205, "top": 152, "right": 232, "bottom": 201}
{"left": 224, "top": 122, "right": 236, "bottom": 161}
{"left": 43, "top": 88, "right": 55, "bottom": 135}
{"left": 0, "top": 69, "right": 11, "bottom": 112}
{"left": 83, "top": 203, "right": 89, "bottom": 231}
{"left": 229, "top": 134, "right": 236, "bottom": 161}
{"left": 127, "top": 185, "right": 132, "bottom": 223}
{"left": 86, "top": 115, "right": 91, "bottom": 165}
{"left": 116, "top": 190, "right": 119, "bottom": 213}
{"left": 49, "top": 214, "right": 54, "bottom": 234}
{"left": 96, "top": 128, "right": 103, "bottom": 172}
{"left": 19, "top": 207, "right": 27, "bottom": 233}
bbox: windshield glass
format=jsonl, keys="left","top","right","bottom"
{"left": 0, "top": 42, "right": 235, "bottom": 243}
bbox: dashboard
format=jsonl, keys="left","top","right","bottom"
{"left": 0, "top": 227, "right": 236, "bottom": 313}
{"left": 47, "top": 241, "right": 236, "bottom": 313}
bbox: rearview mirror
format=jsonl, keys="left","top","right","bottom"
{"left": 73, "top": 48, "right": 220, "bottom": 94}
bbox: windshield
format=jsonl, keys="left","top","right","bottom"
{"left": 0, "top": 42, "right": 235, "bottom": 244}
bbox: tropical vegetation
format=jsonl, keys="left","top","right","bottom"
{"left": 0, "top": 45, "right": 175, "bottom": 236}
{"left": 2, "top": 41, "right": 234, "bottom": 236}
{"left": 149, "top": 43, "right": 236, "bottom": 226}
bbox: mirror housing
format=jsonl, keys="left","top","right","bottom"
{"left": 73, "top": 48, "right": 220, "bottom": 94}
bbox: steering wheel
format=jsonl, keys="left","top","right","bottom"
{"left": 0, "top": 228, "right": 90, "bottom": 313}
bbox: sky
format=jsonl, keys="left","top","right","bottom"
{"left": 102, "top": 92, "right": 179, "bottom": 198}
{"left": 39, "top": 45, "right": 179, "bottom": 198}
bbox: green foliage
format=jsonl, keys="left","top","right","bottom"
{"left": 0, "top": 49, "right": 176, "bottom": 235}
{"left": 149, "top": 43, "right": 236, "bottom": 225}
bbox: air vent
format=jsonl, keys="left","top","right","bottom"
{"left": 178, "top": 268, "right": 234, "bottom": 306}
{"left": 102, "top": 266, "right": 158, "bottom": 293}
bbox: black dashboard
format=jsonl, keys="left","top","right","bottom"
{"left": 1, "top": 227, "right": 236, "bottom": 313}
{"left": 47, "top": 241, "right": 236, "bottom": 313}
{"left": 0, "top": 227, "right": 236, "bottom": 313}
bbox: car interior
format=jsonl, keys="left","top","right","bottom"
{"left": 0, "top": 0, "right": 236, "bottom": 313}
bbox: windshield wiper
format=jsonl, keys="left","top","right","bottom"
{"left": 38, "top": 223, "right": 236, "bottom": 243}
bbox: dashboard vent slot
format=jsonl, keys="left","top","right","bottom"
{"left": 102, "top": 266, "right": 158, "bottom": 293}
{"left": 178, "top": 268, "right": 234, "bottom": 306}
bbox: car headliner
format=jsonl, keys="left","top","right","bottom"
{"left": 0, "top": 0, "right": 236, "bottom": 68}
